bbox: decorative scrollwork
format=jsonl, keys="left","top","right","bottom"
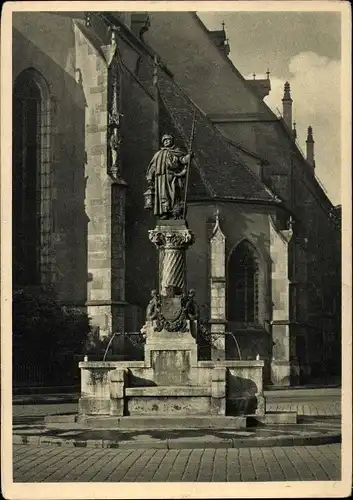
{"left": 107, "top": 40, "right": 123, "bottom": 181}
{"left": 154, "top": 310, "right": 188, "bottom": 333}
{"left": 148, "top": 230, "right": 165, "bottom": 246}
{"left": 148, "top": 228, "right": 195, "bottom": 249}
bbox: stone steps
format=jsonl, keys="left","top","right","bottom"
{"left": 74, "top": 415, "right": 248, "bottom": 429}
{"left": 125, "top": 385, "right": 211, "bottom": 397}
{"left": 45, "top": 412, "right": 297, "bottom": 430}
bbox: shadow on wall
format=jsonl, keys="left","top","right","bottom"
{"left": 122, "top": 68, "right": 157, "bottom": 325}
{"left": 127, "top": 369, "right": 157, "bottom": 387}
{"left": 13, "top": 28, "right": 88, "bottom": 306}
{"left": 187, "top": 204, "right": 275, "bottom": 375}
{"left": 227, "top": 374, "right": 259, "bottom": 415}
{"left": 12, "top": 27, "right": 89, "bottom": 389}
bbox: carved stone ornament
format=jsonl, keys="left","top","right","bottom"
{"left": 145, "top": 290, "right": 161, "bottom": 321}
{"left": 107, "top": 41, "right": 123, "bottom": 180}
{"left": 148, "top": 228, "right": 195, "bottom": 249}
{"left": 154, "top": 296, "right": 188, "bottom": 333}
{"left": 154, "top": 314, "right": 188, "bottom": 333}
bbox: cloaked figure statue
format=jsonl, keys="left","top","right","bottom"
{"left": 145, "top": 134, "right": 192, "bottom": 220}
{"left": 145, "top": 289, "right": 161, "bottom": 321}
{"left": 182, "top": 289, "right": 200, "bottom": 321}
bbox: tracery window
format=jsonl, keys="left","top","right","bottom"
{"left": 228, "top": 240, "right": 259, "bottom": 323}
{"left": 12, "top": 69, "right": 51, "bottom": 286}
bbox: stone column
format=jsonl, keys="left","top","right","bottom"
{"left": 109, "top": 368, "right": 127, "bottom": 416}
{"left": 145, "top": 220, "right": 197, "bottom": 384}
{"left": 149, "top": 220, "right": 194, "bottom": 296}
{"left": 210, "top": 367, "right": 226, "bottom": 415}
{"left": 209, "top": 212, "right": 227, "bottom": 361}
{"left": 74, "top": 23, "right": 127, "bottom": 338}
{"left": 269, "top": 217, "right": 298, "bottom": 386}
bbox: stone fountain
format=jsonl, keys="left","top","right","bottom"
{"left": 76, "top": 134, "right": 294, "bottom": 429}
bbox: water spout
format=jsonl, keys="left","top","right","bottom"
{"left": 102, "top": 332, "right": 145, "bottom": 361}
{"left": 225, "top": 331, "right": 242, "bottom": 360}
{"left": 103, "top": 332, "right": 119, "bottom": 361}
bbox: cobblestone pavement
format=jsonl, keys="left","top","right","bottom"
{"left": 265, "top": 401, "right": 341, "bottom": 416}
{"left": 12, "top": 417, "right": 341, "bottom": 449}
{"left": 13, "top": 443, "right": 341, "bottom": 482}
{"left": 13, "top": 403, "right": 78, "bottom": 424}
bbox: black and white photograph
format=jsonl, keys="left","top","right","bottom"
{"left": 1, "top": 1, "right": 351, "bottom": 498}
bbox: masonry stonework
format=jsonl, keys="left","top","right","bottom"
{"left": 12, "top": 11, "right": 341, "bottom": 388}
{"left": 209, "top": 212, "right": 227, "bottom": 361}
{"left": 75, "top": 23, "right": 126, "bottom": 336}
{"left": 269, "top": 216, "right": 299, "bottom": 386}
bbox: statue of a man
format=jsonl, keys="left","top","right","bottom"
{"left": 110, "top": 127, "right": 120, "bottom": 171}
{"left": 146, "top": 134, "right": 191, "bottom": 219}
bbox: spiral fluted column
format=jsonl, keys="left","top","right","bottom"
{"left": 149, "top": 221, "right": 195, "bottom": 296}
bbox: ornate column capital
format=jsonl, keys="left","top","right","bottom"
{"left": 148, "top": 227, "right": 195, "bottom": 249}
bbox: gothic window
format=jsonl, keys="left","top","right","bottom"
{"left": 228, "top": 240, "right": 259, "bottom": 323}
{"left": 12, "top": 69, "right": 51, "bottom": 286}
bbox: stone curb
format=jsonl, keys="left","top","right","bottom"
{"left": 13, "top": 432, "right": 341, "bottom": 449}
{"left": 13, "top": 397, "right": 79, "bottom": 406}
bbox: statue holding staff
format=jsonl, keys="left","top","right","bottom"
{"left": 145, "top": 134, "right": 192, "bottom": 220}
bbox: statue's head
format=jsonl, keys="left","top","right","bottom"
{"left": 188, "top": 289, "right": 196, "bottom": 298}
{"left": 151, "top": 289, "right": 157, "bottom": 297}
{"left": 161, "top": 134, "right": 174, "bottom": 147}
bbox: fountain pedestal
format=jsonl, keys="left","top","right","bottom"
{"left": 148, "top": 219, "right": 194, "bottom": 296}
{"left": 77, "top": 220, "right": 268, "bottom": 424}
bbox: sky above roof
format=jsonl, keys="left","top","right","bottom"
{"left": 197, "top": 11, "right": 341, "bottom": 205}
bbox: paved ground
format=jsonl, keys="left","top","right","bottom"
{"left": 13, "top": 403, "right": 78, "bottom": 424}
{"left": 12, "top": 400, "right": 341, "bottom": 420}
{"left": 12, "top": 387, "right": 341, "bottom": 423}
{"left": 265, "top": 387, "right": 341, "bottom": 416}
{"left": 11, "top": 388, "right": 342, "bottom": 482}
{"left": 13, "top": 417, "right": 341, "bottom": 449}
{"left": 265, "top": 401, "right": 341, "bottom": 416}
{"left": 11, "top": 387, "right": 341, "bottom": 449}
{"left": 13, "top": 443, "right": 341, "bottom": 482}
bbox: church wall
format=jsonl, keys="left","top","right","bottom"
{"left": 13, "top": 14, "right": 88, "bottom": 304}
{"left": 216, "top": 116, "right": 340, "bottom": 381}
{"left": 186, "top": 201, "right": 276, "bottom": 373}
{"left": 291, "top": 156, "right": 340, "bottom": 379}
{"left": 12, "top": 12, "right": 340, "bottom": 383}
{"left": 121, "top": 62, "right": 158, "bottom": 332}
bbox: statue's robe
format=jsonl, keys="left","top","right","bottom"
{"left": 146, "top": 145, "right": 188, "bottom": 217}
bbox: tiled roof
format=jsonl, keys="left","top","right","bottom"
{"left": 157, "top": 72, "right": 276, "bottom": 203}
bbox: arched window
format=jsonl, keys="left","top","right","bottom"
{"left": 12, "top": 69, "right": 51, "bottom": 286}
{"left": 228, "top": 240, "right": 259, "bottom": 323}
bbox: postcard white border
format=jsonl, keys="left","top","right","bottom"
{"left": 1, "top": 1, "right": 351, "bottom": 499}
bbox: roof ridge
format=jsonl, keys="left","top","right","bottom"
{"left": 159, "top": 71, "right": 276, "bottom": 201}
{"left": 193, "top": 12, "right": 276, "bottom": 120}
{"left": 219, "top": 130, "right": 277, "bottom": 201}
{"left": 157, "top": 91, "right": 215, "bottom": 198}
{"left": 158, "top": 72, "right": 276, "bottom": 203}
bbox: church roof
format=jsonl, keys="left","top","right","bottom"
{"left": 157, "top": 71, "right": 276, "bottom": 203}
